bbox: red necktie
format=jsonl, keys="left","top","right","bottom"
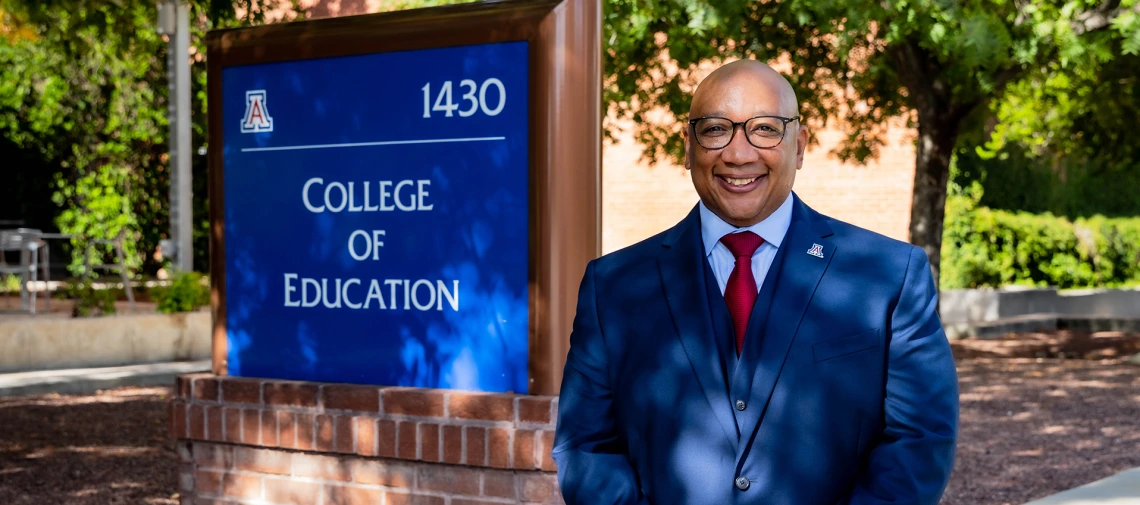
{"left": 720, "top": 231, "right": 764, "bottom": 355}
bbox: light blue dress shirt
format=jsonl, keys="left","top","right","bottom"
{"left": 699, "top": 193, "right": 794, "bottom": 295}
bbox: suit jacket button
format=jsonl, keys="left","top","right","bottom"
{"left": 735, "top": 476, "right": 750, "bottom": 491}
{"left": 735, "top": 400, "right": 747, "bottom": 411}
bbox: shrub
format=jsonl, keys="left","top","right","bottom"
{"left": 941, "top": 190, "right": 1140, "bottom": 290}
{"left": 153, "top": 271, "right": 210, "bottom": 314}
{"left": 67, "top": 281, "right": 117, "bottom": 317}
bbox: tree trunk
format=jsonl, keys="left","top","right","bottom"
{"left": 908, "top": 121, "right": 958, "bottom": 290}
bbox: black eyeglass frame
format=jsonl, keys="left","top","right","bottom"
{"left": 687, "top": 115, "right": 801, "bottom": 150}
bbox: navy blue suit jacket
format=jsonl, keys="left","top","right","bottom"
{"left": 553, "top": 195, "right": 958, "bottom": 505}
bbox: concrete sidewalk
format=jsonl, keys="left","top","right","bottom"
{"left": 0, "top": 360, "right": 209, "bottom": 397}
{"left": 1024, "top": 468, "right": 1140, "bottom": 504}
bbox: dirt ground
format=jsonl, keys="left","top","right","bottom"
{"left": 0, "top": 358, "right": 1137, "bottom": 505}
{"left": 0, "top": 387, "right": 178, "bottom": 505}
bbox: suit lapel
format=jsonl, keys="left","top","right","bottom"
{"left": 658, "top": 206, "right": 737, "bottom": 445}
{"left": 732, "top": 196, "right": 836, "bottom": 456}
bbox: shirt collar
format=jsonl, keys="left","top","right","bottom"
{"left": 699, "top": 192, "right": 794, "bottom": 257}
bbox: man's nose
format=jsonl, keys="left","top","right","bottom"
{"left": 721, "top": 125, "right": 760, "bottom": 165}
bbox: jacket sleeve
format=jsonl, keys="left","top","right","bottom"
{"left": 552, "top": 260, "right": 650, "bottom": 505}
{"left": 842, "top": 246, "right": 959, "bottom": 505}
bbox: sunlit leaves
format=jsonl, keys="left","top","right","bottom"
{"left": 0, "top": 0, "right": 297, "bottom": 275}
{"left": 605, "top": 0, "right": 1139, "bottom": 176}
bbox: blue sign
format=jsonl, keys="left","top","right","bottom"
{"left": 221, "top": 41, "right": 529, "bottom": 393}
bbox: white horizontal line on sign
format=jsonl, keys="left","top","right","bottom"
{"left": 240, "top": 136, "right": 507, "bottom": 153}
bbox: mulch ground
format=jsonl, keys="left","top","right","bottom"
{"left": 0, "top": 387, "right": 179, "bottom": 505}
{"left": 942, "top": 357, "right": 1140, "bottom": 505}
{"left": 0, "top": 356, "right": 1137, "bottom": 504}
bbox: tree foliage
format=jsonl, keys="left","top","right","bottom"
{"left": 605, "top": 0, "right": 1140, "bottom": 284}
{"left": 0, "top": 0, "right": 301, "bottom": 277}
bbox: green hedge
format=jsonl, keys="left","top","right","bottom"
{"left": 941, "top": 192, "right": 1140, "bottom": 290}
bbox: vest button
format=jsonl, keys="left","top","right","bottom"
{"left": 735, "top": 400, "right": 747, "bottom": 411}
{"left": 735, "top": 476, "right": 750, "bottom": 491}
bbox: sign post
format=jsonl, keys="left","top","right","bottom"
{"left": 207, "top": 0, "right": 600, "bottom": 395}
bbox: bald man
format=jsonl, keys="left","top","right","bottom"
{"left": 552, "top": 61, "right": 958, "bottom": 505}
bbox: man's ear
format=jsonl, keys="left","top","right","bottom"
{"left": 794, "top": 124, "right": 809, "bottom": 170}
{"left": 682, "top": 127, "right": 692, "bottom": 170}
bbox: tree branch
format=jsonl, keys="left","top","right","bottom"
{"left": 1073, "top": 0, "right": 1136, "bottom": 35}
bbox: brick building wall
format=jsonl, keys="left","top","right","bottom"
{"left": 171, "top": 374, "right": 562, "bottom": 505}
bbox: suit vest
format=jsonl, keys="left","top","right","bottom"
{"left": 700, "top": 234, "right": 793, "bottom": 439}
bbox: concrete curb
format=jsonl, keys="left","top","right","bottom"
{"left": 1023, "top": 468, "right": 1140, "bottom": 504}
{"left": 0, "top": 360, "right": 210, "bottom": 397}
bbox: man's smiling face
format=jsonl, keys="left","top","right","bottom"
{"left": 684, "top": 61, "right": 809, "bottom": 227}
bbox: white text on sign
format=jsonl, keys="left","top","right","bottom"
{"left": 422, "top": 78, "right": 506, "bottom": 118}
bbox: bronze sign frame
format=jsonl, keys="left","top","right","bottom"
{"left": 206, "top": 0, "right": 601, "bottom": 395}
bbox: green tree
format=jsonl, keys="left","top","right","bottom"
{"left": 0, "top": 0, "right": 301, "bottom": 277}
{"left": 606, "top": 0, "right": 1140, "bottom": 285}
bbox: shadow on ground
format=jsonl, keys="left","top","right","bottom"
{"left": 942, "top": 358, "right": 1140, "bottom": 505}
{"left": 0, "top": 386, "right": 177, "bottom": 505}
{"left": 0, "top": 360, "right": 1136, "bottom": 505}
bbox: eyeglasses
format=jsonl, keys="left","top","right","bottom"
{"left": 688, "top": 115, "right": 800, "bottom": 150}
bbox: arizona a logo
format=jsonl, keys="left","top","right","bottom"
{"left": 807, "top": 243, "right": 824, "bottom": 258}
{"left": 240, "top": 90, "right": 273, "bottom": 133}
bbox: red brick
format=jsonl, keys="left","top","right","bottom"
{"left": 296, "top": 413, "right": 316, "bottom": 451}
{"left": 264, "top": 477, "right": 321, "bottom": 504}
{"left": 397, "top": 421, "right": 417, "bottom": 459}
{"left": 242, "top": 409, "right": 260, "bottom": 445}
{"left": 354, "top": 417, "right": 377, "bottom": 457}
{"left": 377, "top": 420, "right": 396, "bottom": 458}
{"left": 317, "top": 414, "right": 335, "bottom": 452}
{"left": 450, "top": 392, "right": 513, "bottom": 421}
{"left": 292, "top": 453, "right": 351, "bottom": 481}
{"left": 443, "top": 425, "right": 463, "bottom": 464}
{"left": 277, "top": 411, "right": 296, "bottom": 449}
{"left": 195, "top": 470, "right": 222, "bottom": 495}
{"left": 235, "top": 446, "right": 291, "bottom": 475}
{"left": 206, "top": 406, "right": 223, "bottom": 442}
{"left": 416, "top": 464, "right": 480, "bottom": 495}
{"left": 323, "top": 384, "right": 381, "bottom": 412}
{"left": 386, "top": 492, "right": 446, "bottom": 505}
{"left": 177, "top": 376, "right": 191, "bottom": 399}
{"left": 222, "top": 473, "right": 262, "bottom": 500}
{"left": 224, "top": 407, "right": 243, "bottom": 444}
{"left": 335, "top": 416, "right": 354, "bottom": 454}
{"left": 514, "top": 429, "right": 536, "bottom": 470}
{"left": 382, "top": 388, "right": 444, "bottom": 417}
{"left": 264, "top": 382, "right": 320, "bottom": 408}
{"left": 261, "top": 410, "right": 279, "bottom": 448}
{"left": 483, "top": 469, "right": 516, "bottom": 498}
{"left": 193, "top": 378, "right": 219, "bottom": 402}
{"left": 325, "top": 485, "right": 384, "bottom": 505}
{"left": 419, "top": 423, "right": 440, "bottom": 462}
{"left": 488, "top": 428, "right": 510, "bottom": 468}
{"left": 221, "top": 379, "right": 261, "bottom": 404}
{"left": 194, "top": 443, "right": 233, "bottom": 469}
{"left": 518, "top": 473, "right": 559, "bottom": 502}
{"left": 189, "top": 405, "right": 205, "bottom": 440}
{"left": 351, "top": 459, "right": 414, "bottom": 487}
{"left": 517, "top": 397, "right": 553, "bottom": 425}
{"left": 171, "top": 402, "right": 187, "bottom": 439}
{"left": 540, "top": 431, "right": 558, "bottom": 472}
{"left": 453, "top": 500, "right": 513, "bottom": 505}
{"left": 466, "top": 426, "right": 487, "bottom": 466}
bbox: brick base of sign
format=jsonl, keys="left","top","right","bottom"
{"left": 170, "top": 374, "right": 563, "bottom": 505}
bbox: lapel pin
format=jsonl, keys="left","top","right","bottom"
{"left": 807, "top": 243, "right": 824, "bottom": 258}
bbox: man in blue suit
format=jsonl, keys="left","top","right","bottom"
{"left": 552, "top": 60, "right": 958, "bottom": 505}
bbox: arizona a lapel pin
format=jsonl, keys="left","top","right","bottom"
{"left": 807, "top": 243, "right": 824, "bottom": 258}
